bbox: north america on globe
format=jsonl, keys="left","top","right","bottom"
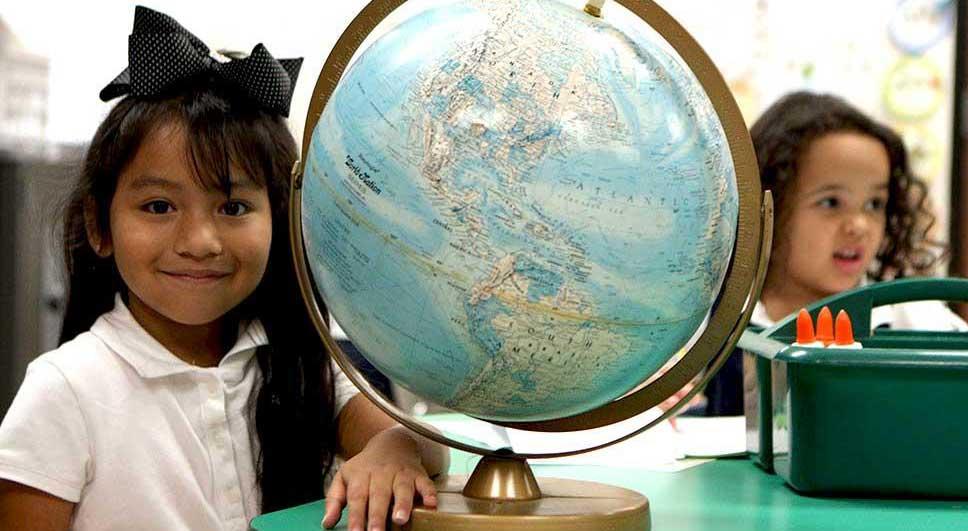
{"left": 303, "top": 0, "right": 738, "bottom": 422}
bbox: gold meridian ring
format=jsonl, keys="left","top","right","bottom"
{"left": 291, "top": 0, "right": 765, "bottom": 456}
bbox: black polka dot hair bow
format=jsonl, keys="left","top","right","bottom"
{"left": 99, "top": 5, "right": 302, "bottom": 117}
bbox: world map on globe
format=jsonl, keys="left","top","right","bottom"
{"left": 303, "top": 0, "right": 738, "bottom": 422}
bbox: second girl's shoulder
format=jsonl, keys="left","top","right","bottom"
{"left": 872, "top": 299, "right": 968, "bottom": 332}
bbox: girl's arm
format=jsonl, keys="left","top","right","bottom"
{"left": 323, "top": 394, "right": 449, "bottom": 531}
{"left": 335, "top": 394, "right": 449, "bottom": 474}
{"left": 0, "top": 480, "right": 74, "bottom": 531}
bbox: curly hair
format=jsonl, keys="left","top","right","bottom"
{"left": 750, "top": 91, "right": 944, "bottom": 281}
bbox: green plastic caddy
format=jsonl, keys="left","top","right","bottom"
{"left": 738, "top": 277, "right": 968, "bottom": 497}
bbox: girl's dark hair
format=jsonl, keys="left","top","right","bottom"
{"left": 59, "top": 77, "right": 335, "bottom": 512}
{"left": 750, "top": 90, "right": 943, "bottom": 280}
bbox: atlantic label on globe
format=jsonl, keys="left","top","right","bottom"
{"left": 302, "top": 0, "right": 739, "bottom": 422}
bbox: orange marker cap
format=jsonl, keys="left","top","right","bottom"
{"left": 795, "top": 308, "right": 816, "bottom": 344}
{"left": 835, "top": 309, "right": 855, "bottom": 346}
{"left": 816, "top": 306, "right": 834, "bottom": 345}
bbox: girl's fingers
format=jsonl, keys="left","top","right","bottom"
{"left": 322, "top": 473, "right": 347, "bottom": 529}
{"left": 326, "top": 464, "right": 436, "bottom": 531}
{"left": 345, "top": 473, "right": 370, "bottom": 531}
{"left": 415, "top": 475, "right": 438, "bottom": 507}
{"left": 390, "top": 474, "right": 415, "bottom": 525}
{"left": 367, "top": 471, "right": 395, "bottom": 531}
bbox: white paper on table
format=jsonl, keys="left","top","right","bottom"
{"left": 422, "top": 415, "right": 514, "bottom": 450}
{"left": 674, "top": 415, "right": 746, "bottom": 458}
{"left": 422, "top": 409, "right": 745, "bottom": 472}
{"left": 503, "top": 407, "right": 697, "bottom": 471}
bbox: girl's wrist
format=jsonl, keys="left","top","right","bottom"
{"left": 364, "top": 425, "right": 423, "bottom": 464}
{"left": 369, "top": 425, "right": 449, "bottom": 476}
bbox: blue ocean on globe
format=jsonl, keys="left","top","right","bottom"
{"left": 302, "top": 0, "right": 738, "bottom": 422}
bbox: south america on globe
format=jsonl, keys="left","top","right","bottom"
{"left": 302, "top": 0, "right": 739, "bottom": 422}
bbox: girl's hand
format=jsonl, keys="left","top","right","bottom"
{"left": 322, "top": 426, "right": 438, "bottom": 531}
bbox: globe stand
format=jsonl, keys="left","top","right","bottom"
{"left": 461, "top": 450, "right": 541, "bottom": 500}
{"left": 291, "top": 1, "right": 771, "bottom": 531}
{"left": 398, "top": 452, "right": 650, "bottom": 531}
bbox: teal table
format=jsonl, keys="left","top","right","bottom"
{"left": 251, "top": 449, "right": 968, "bottom": 530}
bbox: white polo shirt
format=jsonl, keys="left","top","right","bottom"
{"left": 0, "top": 295, "right": 358, "bottom": 530}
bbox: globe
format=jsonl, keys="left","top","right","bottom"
{"left": 301, "top": 0, "right": 739, "bottom": 423}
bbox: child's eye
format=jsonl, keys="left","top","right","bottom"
{"left": 220, "top": 201, "right": 250, "bottom": 217}
{"left": 142, "top": 200, "right": 174, "bottom": 215}
{"left": 817, "top": 197, "right": 839, "bottom": 209}
{"left": 865, "top": 197, "right": 887, "bottom": 212}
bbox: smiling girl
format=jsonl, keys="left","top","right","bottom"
{"left": 0, "top": 7, "right": 445, "bottom": 531}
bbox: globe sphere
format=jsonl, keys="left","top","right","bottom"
{"left": 302, "top": 0, "right": 738, "bottom": 422}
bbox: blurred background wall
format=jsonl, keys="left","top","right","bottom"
{"left": 0, "top": 18, "right": 77, "bottom": 414}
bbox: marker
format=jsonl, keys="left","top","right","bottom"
{"left": 792, "top": 308, "right": 823, "bottom": 347}
{"left": 833, "top": 309, "right": 862, "bottom": 349}
{"left": 815, "top": 306, "right": 835, "bottom": 346}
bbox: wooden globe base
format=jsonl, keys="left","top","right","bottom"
{"left": 393, "top": 455, "right": 650, "bottom": 530}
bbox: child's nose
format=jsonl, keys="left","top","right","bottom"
{"left": 175, "top": 214, "right": 223, "bottom": 258}
{"left": 843, "top": 213, "right": 871, "bottom": 237}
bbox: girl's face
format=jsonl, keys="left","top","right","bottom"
{"left": 98, "top": 122, "right": 272, "bottom": 328}
{"left": 774, "top": 131, "right": 890, "bottom": 302}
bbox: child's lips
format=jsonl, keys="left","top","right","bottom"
{"left": 832, "top": 247, "right": 865, "bottom": 274}
{"left": 161, "top": 269, "right": 231, "bottom": 284}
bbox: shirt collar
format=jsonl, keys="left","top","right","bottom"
{"left": 89, "top": 293, "right": 268, "bottom": 379}
{"left": 752, "top": 279, "right": 869, "bottom": 329}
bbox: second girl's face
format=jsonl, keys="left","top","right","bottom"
{"left": 778, "top": 131, "right": 890, "bottom": 300}
{"left": 105, "top": 123, "right": 272, "bottom": 327}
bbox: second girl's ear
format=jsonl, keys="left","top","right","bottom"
{"left": 83, "top": 197, "right": 114, "bottom": 258}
